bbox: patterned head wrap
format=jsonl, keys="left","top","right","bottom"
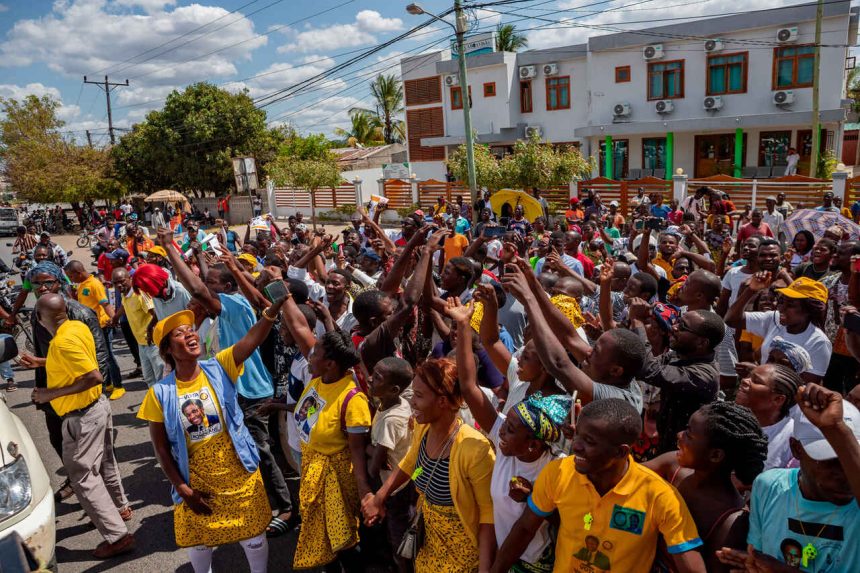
{"left": 768, "top": 336, "right": 813, "bottom": 374}
{"left": 26, "top": 260, "right": 65, "bottom": 283}
{"left": 550, "top": 294, "right": 585, "bottom": 328}
{"left": 514, "top": 392, "right": 572, "bottom": 444}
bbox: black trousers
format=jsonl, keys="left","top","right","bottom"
{"left": 238, "top": 395, "right": 293, "bottom": 514}
{"left": 118, "top": 317, "right": 141, "bottom": 367}
{"left": 42, "top": 405, "right": 64, "bottom": 460}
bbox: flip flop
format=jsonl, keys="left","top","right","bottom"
{"left": 265, "top": 515, "right": 295, "bottom": 538}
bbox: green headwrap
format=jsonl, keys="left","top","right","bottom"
{"left": 514, "top": 392, "right": 572, "bottom": 444}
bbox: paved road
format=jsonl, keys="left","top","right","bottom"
{"left": 1, "top": 234, "right": 304, "bottom": 573}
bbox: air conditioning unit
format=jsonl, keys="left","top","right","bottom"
{"left": 655, "top": 100, "right": 674, "bottom": 114}
{"left": 703, "top": 95, "right": 723, "bottom": 111}
{"left": 613, "top": 102, "right": 632, "bottom": 117}
{"left": 776, "top": 27, "right": 798, "bottom": 43}
{"left": 525, "top": 125, "right": 543, "bottom": 138}
{"left": 773, "top": 90, "right": 795, "bottom": 105}
{"left": 519, "top": 65, "right": 537, "bottom": 79}
{"left": 444, "top": 74, "right": 459, "bottom": 86}
{"left": 643, "top": 44, "right": 664, "bottom": 60}
{"left": 704, "top": 39, "right": 724, "bottom": 52}
{"left": 543, "top": 63, "right": 559, "bottom": 76}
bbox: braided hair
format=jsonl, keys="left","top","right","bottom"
{"left": 699, "top": 402, "right": 768, "bottom": 486}
{"left": 766, "top": 364, "right": 801, "bottom": 418}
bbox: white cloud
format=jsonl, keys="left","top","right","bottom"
{"left": 0, "top": 82, "right": 62, "bottom": 101}
{"left": 279, "top": 10, "right": 403, "bottom": 53}
{"left": 112, "top": 0, "right": 176, "bottom": 13}
{"left": 286, "top": 94, "right": 365, "bottom": 134}
{"left": 0, "top": 0, "right": 266, "bottom": 86}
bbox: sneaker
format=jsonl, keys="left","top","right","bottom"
{"left": 104, "top": 384, "right": 114, "bottom": 394}
{"left": 127, "top": 367, "right": 142, "bottom": 379}
{"left": 109, "top": 387, "right": 126, "bottom": 401}
{"left": 92, "top": 533, "right": 136, "bottom": 559}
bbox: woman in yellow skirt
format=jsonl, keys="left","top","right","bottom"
{"left": 363, "top": 358, "right": 496, "bottom": 573}
{"left": 138, "top": 297, "right": 286, "bottom": 573}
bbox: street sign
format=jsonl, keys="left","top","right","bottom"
{"left": 383, "top": 162, "right": 411, "bottom": 179}
{"left": 451, "top": 32, "right": 496, "bottom": 58}
{"left": 232, "top": 157, "right": 259, "bottom": 193}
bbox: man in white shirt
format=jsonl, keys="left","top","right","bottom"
{"left": 762, "top": 196, "right": 785, "bottom": 247}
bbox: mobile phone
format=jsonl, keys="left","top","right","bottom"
{"left": 484, "top": 226, "right": 506, "bottom": 238}
{"left": 263, "top": 279, "right": 289, "bottom": 303}
{"left": 634, "top": 220, "right": 644, "bottom": 230}
{"left": 567, "top": 390, "right": 578, "bottom": 425}
{"left": 645, "top": 218, "right": 663, "bottom": 231}
{"left": 845, "top": 311, "right": 860, "bottom": 334}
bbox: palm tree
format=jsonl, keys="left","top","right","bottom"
{"left": 334, "top": 110, "right": 383, "bottom": 147}
{"left": 495, "top": 23, "right": 528, "bottom": 52}
{"left": 350, "top": 74, "right": 405, "bottom": 145}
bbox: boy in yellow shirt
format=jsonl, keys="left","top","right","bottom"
{"left": 65, "top": 260, "right": 125, "bottom": 399}
{"left": 491, "top": 399, "right": 706, "bottom": 573}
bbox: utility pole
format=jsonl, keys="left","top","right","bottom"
{"left": 453, "top": 0, "right": 478, "bottom": 223}
{"left": 810, "top": 0, "right": 824, "bottom": 177}
{"left": 83, "top": 75, "right": 129, "bottom": 145}
{"left": 85, "top": 130, "right": 93, "bottom": 148}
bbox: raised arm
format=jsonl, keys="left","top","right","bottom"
{"left": 156, "top": 227, "right": 222, "bottom": 315}
{"left": 360, "top": 208, "right": 396, "bottom": 255}
{"left": 598, "top": 262, "right": 618, "bottom": 331}
{"left": 280, "top": 295, "right": 317, "bottom": 357}
{"left": 473, "top": 283, "right": 511, "bottom": 374}
{"left": 232, "top": 297, "right": 286, "bottom": 365}
{"left": 219, "top": 253, "right": 268, "bottom": 310}
{"left": 446, "top": 297, "right": 498, "bottom": 431}
{"left": 724, "top": 272, "right": 772, "bottom": 330}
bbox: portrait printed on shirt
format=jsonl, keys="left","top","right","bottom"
{"left": 296, "top": 388, "right": 327, "bottom": 443}
{"left": 572, "top": 535, "right": 611, "bottom": 572}
{"left": 179, "top": 390, "right": 222, "bottom": 442}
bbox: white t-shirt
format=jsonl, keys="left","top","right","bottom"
{"left": 762, "top": 416, "right": 794, "bottom": 471}
{"left": 744, "top": 311, "right": 832, "bottom": 376}
{"left": 721, "top": 266, "right": 753, "bottom": 307}
{"left": 488, "top": 414, "right": 558, "bottom": 566}
{"left": 370, "top": 396, "right": 412, "bottom": 485}
{"left": 503, "top": 357, "right": 527, "bottom": 416}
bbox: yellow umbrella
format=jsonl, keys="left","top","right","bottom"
{"left": 489, "top": 189, "right": 543, "bottom": 221}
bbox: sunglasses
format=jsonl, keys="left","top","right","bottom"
{"left": 31, "top": 280, "right": 59, "bottom": 288}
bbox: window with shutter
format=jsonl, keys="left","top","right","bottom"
{"left": 405, "top": 76, "right": 443, "bottom": 106}
{"left": 406, "top": 107, "right": 445, "bottom": 161}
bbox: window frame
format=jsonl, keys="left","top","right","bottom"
{"left": 545, "top": 75, "right": 571, "bottom": 111}
{"left": 642, "top": 137, "right": 668, "bottom": 171}
{"left": 706, "top": 51, "right": 749, "bottom": 95}
{"left": 647, "top": 59, "right": 685, "bottom": 101}
{"left": 450, "top": 85, "right": 471, "bottom": 110}
{"left": 520, "top": 80, "right": 533, "bottom": 113}
{"left": 483, "top": 82, "right": 496, "bottom": 97}
{"left": 772, "top": 44, "right": 816, "bottom": 90}
{"left": 615, "top": 66, "right": 631, "bottom": 83}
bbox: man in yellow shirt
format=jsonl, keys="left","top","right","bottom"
{"left": 491, "top": 399, "right": 706, "bottom": 573}
{"left": 64, "top": 260, "right": 124, "bottom": 399}
{"left": 23, "top": 293, "right": 135, "bottom": 559}
{"left": 111, "top": 267, "right": 164, "bottom": 387}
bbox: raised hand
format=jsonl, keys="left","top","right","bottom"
{"left": 156, "top": 226, "right": 173, "bottom": 248}
{"left": 745, "top": 271, "right": 773, "bottom": 292}
{"left": 473, "top": 283, "right": 498, "bottom": 310}
{"left": 796, "top": 383, "right": 844, "bottom": 431}
{"left": 444, "top": 296, "right": 475, "bottom": 325}
{"left": 500, "top": 264, "right": 531, "bottom": 301}
{"left": 627, "top": 297, "right": 652, "bottom": 321}
{"left": 599, "top": 258, "right": 615, "bottom": 285}
{"left": 426, "top": 228, "right": 449, "bottom": 250}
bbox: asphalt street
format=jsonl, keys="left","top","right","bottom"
{"left": 0, "top": 233, "right": 304, "bottom": 573}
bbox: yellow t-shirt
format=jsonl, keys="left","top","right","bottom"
{"left": 528, "top": 457, "right": 702, "bottom": 573}
{"left": 122, "top": 290, "right": 155, "bottom": 345}
{"left": 45, "top": 320, "right": 101, "bottom": 417}
{"left": 77, "top": 275, "right": 110, "bottom": 328}
{"left": 652, "top": 254, "right": 674, "bottom": 275}
{"left": 295, "top": 373, "right": 371, "bottom": 456}
{"left": 443, "top": 233, "right": 470, "bottom": 263}
{"left": 137, "top": 347, "right": 244, "bottom": 455}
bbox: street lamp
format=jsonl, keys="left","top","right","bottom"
{"left": 406, "top": 1, "right": 478, "bottom": 223}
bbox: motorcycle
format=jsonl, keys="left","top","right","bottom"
{"left": 0, "top": 272, "right": 33, "bottom": 353}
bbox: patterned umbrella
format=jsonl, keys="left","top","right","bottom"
{"left": 782, "top": 208, "right": 860, "bottom": 241}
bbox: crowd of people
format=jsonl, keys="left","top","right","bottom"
{"left": 9, "top": 185, "right": 860, "bottom": 573}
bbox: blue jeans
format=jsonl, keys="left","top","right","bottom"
{"left": 0, "top": 334, "right": 12, "bottom": 381}
{"left": 102, "top": 327, "right": 123, "bottom": 389}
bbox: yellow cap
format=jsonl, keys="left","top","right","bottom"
{"left": 152, "top": 310, "right": 195, "bottom": 347}
{"left": 146, "top": 245, "right": 168, "bottom": 258}
{"left": 775, "top": 277, "right": 829, "bottom": 305}
{"left": 237, "top": 253, "right": 258, "bottom": 268}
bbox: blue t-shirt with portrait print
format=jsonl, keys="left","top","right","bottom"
{"left": 749, "top": 468, "right": 859, "bottom": 572}
{"left": 217, "top": 292, "right": 273, "bottom": 399}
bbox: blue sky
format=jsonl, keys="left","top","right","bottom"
{"left": 0, "top": 0, "right": 811, "bottom": 144}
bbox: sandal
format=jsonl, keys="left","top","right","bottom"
{"left": 265, "top": 514, "right": 296, "bottom": 538}
{"left": 119, "top": 505, "right": 134, "bottom": 522}
{"left": 54, "top": 479, "right": 75, "bottom": 502}
{"left": 5, "top": 378, "right": 16, "bottom": 392}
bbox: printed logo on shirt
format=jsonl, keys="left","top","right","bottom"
{"left": 572, "top": 535, "right": 611, "bottom": 572}
{"left": 179, "top": 389, "right": 222, "bottom": 442}
{"left": 296, "top": 388, "right": 327, "bottom": 443}
{"left": 609, "top": 505, "right": 645, "bottom": 535}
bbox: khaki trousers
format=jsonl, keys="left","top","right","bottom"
{"left": 61, "top": 395, "right": 129, "bottom": 544}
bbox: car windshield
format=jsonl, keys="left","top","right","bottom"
{"left": 0, "top": 210, "right": 17, "bottom": 221}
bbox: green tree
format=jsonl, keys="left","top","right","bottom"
{"left": 334, "top": 110, "right": 384, "bottom": 147}
{"left": 268, "top": 132, "right": 343, "bottom": 229}
{"left": 495, "top": 23, "right": 529, "bottom": 52}
{"left": 847, "top": 66, "right": 860, "bottom": 113}
{"left": 500, "top": 130, "right": 591, "bottom": 189}
{"left": 446, "top": 142, "right": 501, "bottom": 190}
{"left": 350, "top": 74, "right": 405, "bottom": 144}
{"left": 0, "top": 94, "right": 122, "bottom": 203}
{"left": 111, "top": 83, "right": 284, "bottom": 197}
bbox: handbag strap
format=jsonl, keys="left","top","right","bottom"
{"left": 417, "top": 422, "right": 461, "bottom": 490}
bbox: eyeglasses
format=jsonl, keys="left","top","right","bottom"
{"left": 676, "top": 320, "right": 696, "bottom": 334}
{"left": 31, "top": 280, "right": 59, "bottom": 288}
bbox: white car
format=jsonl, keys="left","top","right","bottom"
{"left": 0, "top": 392, "right": 56, "bottom": 569}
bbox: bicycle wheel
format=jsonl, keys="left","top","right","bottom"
{"left": 76, "top": 235, "right": 91, "bottom": 248}
{"left": 13, "top": 322, "right": 34, "bottom": 353}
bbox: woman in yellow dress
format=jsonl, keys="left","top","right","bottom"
{"left": 292, "top": 329, "right": 373, "bottom": 571}
{"left": 362, "top": 358, "right": 496, "bottom": 573}
{"left": 137, "top": 296, "right": 286, "bottom": 573}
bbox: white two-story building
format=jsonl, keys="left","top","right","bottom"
{"left": 401, "top": 1, "right": 859, "bottom": 181}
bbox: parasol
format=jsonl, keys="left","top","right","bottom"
{"left": 489, "top": 189, "right": 543, "bottom": 222}
{"left": 144, "top": 189, "right": 189, "bottom": 203}
{"left": 782, "top": 208, "right": 860, "bottom": 241}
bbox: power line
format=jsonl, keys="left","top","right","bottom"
{"left": 83, "top": 76, "right": 129, "bottom": 145}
